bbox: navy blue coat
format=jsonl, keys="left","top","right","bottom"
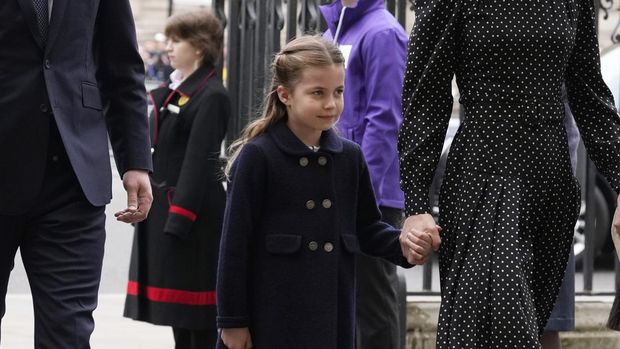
{"left": 216, "top": 122, "right": 411, "bottom": 349}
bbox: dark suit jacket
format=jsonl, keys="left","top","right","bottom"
{"left": 0, "top": 0, "right": 152, "bottom": 214}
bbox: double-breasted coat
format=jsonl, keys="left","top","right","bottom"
{"left": 124, "top": 64, "right": 230, "bottom": 329}
{"left": 216, "top": 122, "right": 412, "bottom": 349}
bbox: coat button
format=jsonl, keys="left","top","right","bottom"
{"left": 305, "top": 200, "right": 315, "bottom": 210}
{"left": 324, "top": 242, "right": 334, "bottom": 252}
{"left": 40, "top": 104, "right": 49, "bottom": 113}
{"left": 44, "top": 59, "right": 51, "bottom": 69}
{"left": 322, "top": 199, "right": 332, "bottom": 209}
{"left": 318, "top": 156, "right": 327, "bottom": 166}
{"left": 299, "top": 157, "right": 309, "bottom": 167}
{"left": 308, "top": 241, "right": 318, "bottom": 251}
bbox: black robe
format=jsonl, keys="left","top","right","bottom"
{"left": 124, "top": 64, "right": 230, "bottom": 329}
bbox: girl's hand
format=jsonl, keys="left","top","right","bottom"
{"left": 400, "top": 213, "right": 442, "bottom": 265}
{"left": 221, "top": 327, "right": 253, "bottom": 349}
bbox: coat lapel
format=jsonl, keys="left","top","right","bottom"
{"left": 15, "top": 0, "right": 45, "bottom": 49}
{"left": 45, "top": 0, "right": 67, "bottom": 52}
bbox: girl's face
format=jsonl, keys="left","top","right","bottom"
{"left": 277, "top": 64, "right": 345, "bottom": 145}
{"left": 165, "top": 36, "right": 202, "bottom": 72}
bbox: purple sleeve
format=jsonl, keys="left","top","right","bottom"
{"left": 360, "top": 28, "right": 408, "bottom": 206}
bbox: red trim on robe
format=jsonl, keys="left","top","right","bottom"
{"left": 126, "top": 281, "right": 216, "bottom": 305}
{"left": 169, "top": 205, "right": 197, "bottom": 222}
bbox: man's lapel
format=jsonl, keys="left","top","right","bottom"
{"left": 15, "top": 0, "right": 45, "bottom": 49}
{"left": 46, "top": 0, "right": 67, "bottom": 52}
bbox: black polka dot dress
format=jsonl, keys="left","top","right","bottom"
{"left": 399, "top": 0, "right": 620, "bottom": 346}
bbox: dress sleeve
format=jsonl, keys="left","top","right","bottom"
{"left": 564, "top": 0, "right": 620, "bottom": 192}
{"left": 216, "top": 143, "right": 267, "bottom": 328}
{"left": 398, "top": 0, "right": 459, "bottom": 216}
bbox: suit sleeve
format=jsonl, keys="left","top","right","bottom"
{"left": 360, "top": 28, "right": 407, "bottom": 205}
{"left": 216, "top": 143, "right": 267, "bottom": 328}
{"left": 164, "top": 91, "right": 230, "bottom": 239}
{"left": 355, "top": 149, "right": 413, "bottom": 268}
{"left": 95, "top": 0, "right": 152, "bottom": 175}
{"left": 398, "top": 0, "right": 459, "bottom": 216}
{"left": 564, "top": 0, "right": 620, "bottom": 193}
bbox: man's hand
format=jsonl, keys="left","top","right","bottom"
{"left": 114, "top": 170, "right": 152, "bottom": 223}
{"left": 221, "top": 327, "right": 253, "bottom": 349}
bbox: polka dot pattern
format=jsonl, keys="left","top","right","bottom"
{"left": 399, "top": 0, "right": 620, "bottom": 346}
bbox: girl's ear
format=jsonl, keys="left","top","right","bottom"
{"left": 276, "top": 85, "right": 290, "bottom": 105}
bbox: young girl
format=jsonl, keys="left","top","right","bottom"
{"left": 215, "top": 36, "right": 436, "bottom": 349}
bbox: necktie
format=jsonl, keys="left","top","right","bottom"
{"left": 32, "top": 0, "right": 48, "bottom": 43}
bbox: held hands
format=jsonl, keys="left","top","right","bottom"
{"left": 221, "top": 327, "right": 253, "bottom": 349}
{"left": 611, "top": 197, "right": 620, "bottom": 261}
{"left": 114, "top": 170, "right": 153, "bottom": 223}
{"left": 399, "top": 213, "right": 442, "bottom": 265}
{"left": 613, "top": 195, "right": 620, "bottom": 236}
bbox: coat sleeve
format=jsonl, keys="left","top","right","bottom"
{"left": 163, "top": 91, "right": 230, "bottom": 239}
{"left": 94, "top": 0, "right": 152, "bottom": 175}
{"left": 398, "top": 0, "right": 459, "bottom": 216}
{"left": 216, "top": 143, "right": 268, "bottom": 328}
{"left": 360, "top": 28, "right": 408, "bottom": 206}
{"left": 564, "top": 0, "right": 620, "bottom": 193}
{"left": 355, "top": 149, "right": 413, "bottom": 268}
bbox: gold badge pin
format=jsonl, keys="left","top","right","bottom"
{"left": 178, "top": 95, "right": 190, "bottom": 106}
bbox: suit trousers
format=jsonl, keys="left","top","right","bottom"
{"left": 356, "top": 207, "right": 403, "bottom": 349}
{"left": 0, "top": 120, "right": 106, "bottom": 348}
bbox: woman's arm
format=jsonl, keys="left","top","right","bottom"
{"left": 398, "top": 0, "right": 459, "bottom": 217}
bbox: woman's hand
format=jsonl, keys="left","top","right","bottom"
{"left": 221, "top": 327, "right": 253, "bottom": 349}
{"left": 614, "top": 196, "right": 620, "bottom": 235}
{"left": 399, "top": 213, "right": 442, "bottom": 265}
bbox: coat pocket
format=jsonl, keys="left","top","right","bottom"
{"left": 81, "top": 82, "right": 103, "bottom": 110}
{"left": 341, "top": 234, "right": 360, "bottom": 254}
{"left": 265, "top": 234, "right": 302, "bottom": 255}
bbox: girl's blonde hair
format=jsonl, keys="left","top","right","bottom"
{"left": 224, "top": 35, "right": 345, "bottom": 178}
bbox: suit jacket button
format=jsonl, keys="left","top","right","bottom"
{"left": 322, "top": 199, "right": 332, "bottom": 209}
{"left": 308, "top": 241, "right": 318, "bottom": 251}
{"left": 324, "top": 242, "right": 334, "bottom": 252}
{"left": 44, "top": 60, "right": 51, "bottom": 69}
{"left": 150, "top": 147, "right": 155, "bottom": 154}
{"left": 40, "top": 104, "right": 49, "bottom": 113}
{"left": 305, "top": 200, "right": 315, "bottom": 210}
{"left": 299, "top": 157, "right": 309, "bottom": 167}
{"left": 318, "top": 156, "right": 327, "bottom": 166}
